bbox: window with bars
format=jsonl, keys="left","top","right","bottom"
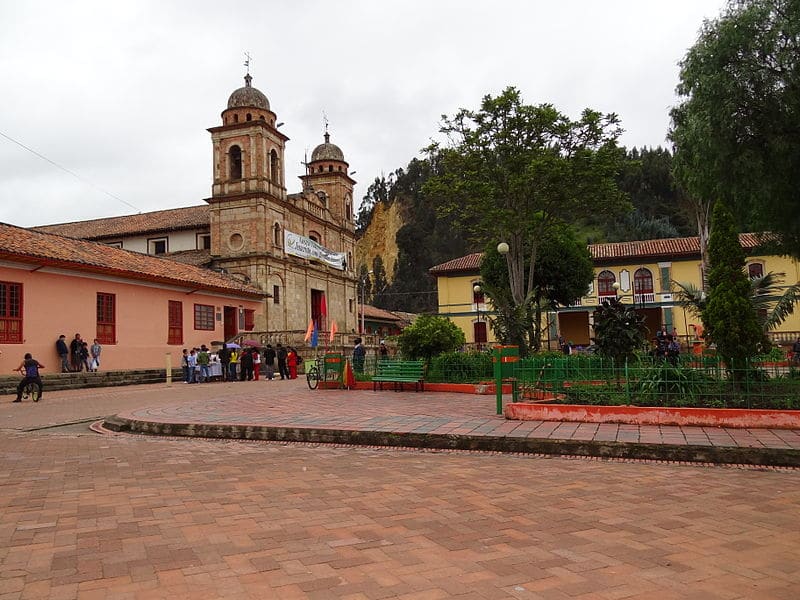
{"left": 244, "top": 309, "right": 255, "bottom": 330}
{"left": 194, "top": 304, "right": 215, "bottom": 330}
{"left": 168, "top": 300, "right": 183, "bottom": 345}
{"left": 96, "top": 293, "right": 116, "bottom": 344}
{"left": 0, "top": 281, "right": 23, "bottom": 343}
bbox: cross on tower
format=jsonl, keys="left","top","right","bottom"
{"left": 243, "top": 52, "right": 252, "bottom": 74}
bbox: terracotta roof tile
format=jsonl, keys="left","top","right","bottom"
{"left": 361, "top": 304, "right": 405, "bottom": 322}
{"left": 589, "top": 233, "right": 762, "bottom": 262}
{"left": 428, "top": 252, "right": 483, "bottom": 275}
{"left": 429, "top": 234, "right": 765, "bottom": 275}
{"left": 162, "top": 249, "right": 212, "bottom": 267}
{"left": 0, "top": 222, "right": 262, "bottom": 298}
{"left": 32, "top": 205, "right": 209, "bottom": 240}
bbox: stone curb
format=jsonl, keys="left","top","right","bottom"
{"left": 102, "top": 416, "right": 800, "bottom": 468}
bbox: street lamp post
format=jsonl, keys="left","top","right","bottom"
{"left": 473, "top": 283, "right": 483, "bottom": 350}
{"left": 359, "top": 270, "right": 373, "bottom": 335}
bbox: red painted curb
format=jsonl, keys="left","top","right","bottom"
{"left": 504, "top": 403, "right": 800, "bottom": 429}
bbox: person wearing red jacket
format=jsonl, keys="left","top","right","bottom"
{"left": 287, "top": 347, "right": 298, "bottom": 379}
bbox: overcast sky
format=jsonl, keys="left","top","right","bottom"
{"left": 0, "top": 0, "right": 727, "bottom": 228}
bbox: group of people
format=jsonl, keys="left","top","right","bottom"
{"left": 181, "top": 342, "right": 303, "bottom": 383}
{"left": 654, "top": 326, "right": 681, "bottom": 364}
{"left": 55, "top": 333, "right": 102, "bottom": 373}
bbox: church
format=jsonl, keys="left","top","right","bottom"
{"left": 35, "top": 74, "right": 359, "bottom": 340}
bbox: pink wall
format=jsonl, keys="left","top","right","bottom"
{"left": 0, "top": 265, "right": 262, "bottom": 372}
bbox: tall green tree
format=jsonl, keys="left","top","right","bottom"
{"left": 614, "top": 147, "right": 693, "bottom": 238}
{"left": 704, "top": 202, "right": 763, "bottom": 372}
{"left": 670, "top": 0, "right": 800, "bottom": 259}
{"left": 424, "top": 87, "right": 628, "bottom": 353}
{"left": 480, "top": 226, "right": 594, "bottom": 351}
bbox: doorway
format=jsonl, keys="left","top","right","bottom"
{"left": 224, "top": 306, "right": 237, "bottom": 340}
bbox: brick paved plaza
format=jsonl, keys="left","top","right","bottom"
{"left": 1, "top": 381, "right": 799, "bottom": 599}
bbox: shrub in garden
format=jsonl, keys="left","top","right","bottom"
{"left": 397, "top": 314, "right": 466, "bottom": 361}
{"left": 427, "top": 352, "right": 493, "bottom": 383}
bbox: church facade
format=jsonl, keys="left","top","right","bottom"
{"left": 35, "top": 74, "right": 359, "bottom": 338}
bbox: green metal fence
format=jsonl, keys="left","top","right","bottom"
{"left": 511, "top": 354, "right": 800, "bottom": 410}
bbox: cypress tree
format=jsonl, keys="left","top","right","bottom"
{"left": 703, "top": 201, "right": 762, "bottom": 373}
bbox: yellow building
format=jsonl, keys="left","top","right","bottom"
{"left": 429, "top": 252, "right": 495, "bottom": 350}
{"left": 431, "top": 235, "right": 800, "bottom": 351}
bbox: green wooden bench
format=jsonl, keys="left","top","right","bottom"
{"left": 372, "top": 359, "right": 426, "bottom": 392}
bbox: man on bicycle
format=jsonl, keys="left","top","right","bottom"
{"left": 13, "top": 353, "right": 44, "bottom": 403}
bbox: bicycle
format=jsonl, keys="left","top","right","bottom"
{"left": 22, "top": 381, "right": 42, "bottom": 402}
{"left": 306, "top": 357, "right": 323, "bottom": 390}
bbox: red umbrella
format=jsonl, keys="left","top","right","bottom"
{"left": 241, "top": 339, "right": 262, "bottom": 347}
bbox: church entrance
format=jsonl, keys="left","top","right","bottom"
{"left": 311, "top": 290, "right": 327, "bottom": 331}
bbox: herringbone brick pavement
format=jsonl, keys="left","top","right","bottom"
{"left": 1, "top": 427, "right": 798, "bottom": 599}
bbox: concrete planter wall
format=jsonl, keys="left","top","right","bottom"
{"left": 504, "top": 402, "right": 800, "bottom": 429}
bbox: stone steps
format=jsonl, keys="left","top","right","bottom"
{"left": 0, "top": 369, "right": 182, "bottom": 395}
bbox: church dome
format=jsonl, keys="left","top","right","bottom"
{"left": 311, "top": 132, "right": 345, "bottom": 162}
{"left": 227, "top": 74, "right": 270, "bottom": 111}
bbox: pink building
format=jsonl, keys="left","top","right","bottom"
{"left": 0, "top": 223, "right": 264, "bottom": 372}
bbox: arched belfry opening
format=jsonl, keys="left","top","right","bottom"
{"left": 270, "top": 149, "right": 280, "bottom": 185}
{"left": 229, "top": 145, "right": 242, "bottom": 180}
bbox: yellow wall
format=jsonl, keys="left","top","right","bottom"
{"left": 583, "top": 253, "right": 800, "bottom": 343}
{"left": 435, "top": 251, "right": 800, "bottom": 350}
{"left": 435, "top": 273, "right": 496, "bottom": 345}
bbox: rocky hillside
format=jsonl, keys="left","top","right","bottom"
{"left": 355, "top": 199, "right": 402, "bottom": 286}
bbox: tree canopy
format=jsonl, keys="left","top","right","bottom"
{"left": 423, "top": 87, "right": 628, "bottom": 354}
{"left": 670, "top": 0, "right": 800, "bottom": 258}
{"left": 480, "top": 227, "right": 594, "bottom": 351}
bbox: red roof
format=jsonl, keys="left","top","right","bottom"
{"left": 0, "top": 222, "right": 263, "bottom": 298}
{"left": 32, "top": 205, "right": 209, "bottom": 240}
{"left": 428, "top": 252, "right": 483, "bottom": 275}
{"left": 590, "top": 233, "right": 762, "bottom": 262}
{"left": 429, "top": 234, "right": 766, "bottom": 274}
{"left": 360, "top": 304, "right": 407, "bottom": 322}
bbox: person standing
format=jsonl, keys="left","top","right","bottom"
{"left": 90, "top": 339, "right": 102, "bottom": 372}
{"left": 187, "top": 349, "right": 198, "bottom": 383}
{"left": 69, "top": 333, "right": 82, "bottom": 372}
{"left": 792, "top": 336, "right": 800, "bottom": 366}
{"left": 56, "top": 335, "right": 70, "bottom": 372}
{"left": 353, "top": 337, "right": 366, "bottom": 373}
{"left": 240, "top": 348, "right": 254, "bottom": 381}
{"left": 276, "top": 344, "right": 289, "bottom": 380}
{"left": 287, "top": 347, "right": 298, "bottom": 380}
{"left": 13, "top": 353, "right": 44, "bottom": 403}
{"left": 263, "top": 344, "right": 276, "bottom": 381}
{"left": 252, "top": 348, "right": 261, "bottom": 381}
{"left": 218, "top": 345, "right": 231, "bottom": 381}
{"left": 228, "top": 348, "right": 239, "bottom": 381}
{"left": 79, "top": 341, "right": 91, "bottom": 372}
{"left": 181, "top": 349, "right": 190, "bottom": 383}
{"left": 197, "top": 345, "right": 211, "bottom": 382}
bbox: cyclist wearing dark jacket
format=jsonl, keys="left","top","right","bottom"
{"left": 13, "top": 353, "right": 44, "bottom": 403}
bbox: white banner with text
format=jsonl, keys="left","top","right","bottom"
{"left": 284, "top": 230, "right": 346, "bottom": 270}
